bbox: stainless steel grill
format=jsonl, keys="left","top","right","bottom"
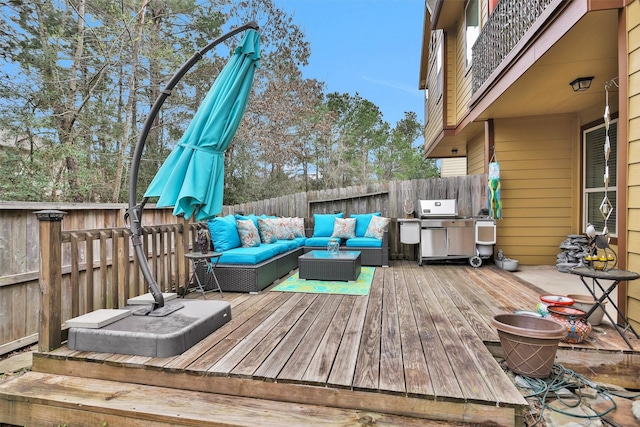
{"left": 418, "top": 199, "right": 458, "bottom": 218}
{"left": 414, "top": 199, "right": 495, "bottom": 267}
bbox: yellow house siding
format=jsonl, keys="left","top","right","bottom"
{"left": 493, "top": 115, "right": 576, "bottom": 265}
{"left": 467, "top": 131, "right": 485, "bottom": 175}
{"left": 448, "top": 31, "right": 458, "bottom": 127}
{"left": 440, "top": 158, "right": 468, "bottom": 177}
{"left": 627, "top": 0, "right": 640, "bottom": 329}
{"left": 629, "top": 116, "right": 640, "bottom": 152}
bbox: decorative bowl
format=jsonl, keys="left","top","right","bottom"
{"left": 495, "top": 258, "right": 519, "bottom": 271}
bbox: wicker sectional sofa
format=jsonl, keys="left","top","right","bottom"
{"left": 197, "top": 245, "right": 303, "bottom": 293}
{"left": 196, "top": 212, "right": 389, "bottom": 293}
{"left": 302, "top": 229, "right": 389, "bottom": 267}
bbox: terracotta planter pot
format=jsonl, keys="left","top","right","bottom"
{"left": 491, "top": 314, "right": 567, "bottom": 378}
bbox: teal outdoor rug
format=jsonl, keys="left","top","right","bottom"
{"left": 272, "top": 267, "right": 375, "bottom": 295}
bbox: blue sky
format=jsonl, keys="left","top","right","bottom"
{"left": 276, "top": 0, "right": 425, "bottom": 127}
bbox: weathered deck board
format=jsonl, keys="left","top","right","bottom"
{"left": 436, "top": 263, "right": 501, "bottom": 340}
{"left": 327, "top": 292, "right": 369, "bottom": 388}
{"left": 185, "top": 292, "right": 290, "bottom": 372}
{"left": 277, "top": 295, "right": 344, "bottom": 382}
{"left": 301, "top": 295, "right": 354, "bottom": 385}
{"left": 230, "top": 293, "right": 318, "bottom": 378}
{"left": 417, "top": 266, "right": 497, "bottom": 402}
{"left": 253, "top": 294, "right": 329, "bottom": 380}
{"left": 351, "top": 264, "right": 383, "bottom": 391}
{"left": 379, "top": 266, "right": 405, "bottom": 393}
{"left": 402, "top": 262, "right": 461, "bottom": 398}
{"left": 394, "top": 263, "right": 433, "bottom": 397}
{"left": 431, "top": 265, "right": 526, "bottom": 405}
{"left": 20, "top": 261, "right": 640, "bottom": 426}
{"left": 210, "top": 292, "right": 306, "bottom": 375}
{"left": 0, "top": 371, "right": 440, "bottom": 427}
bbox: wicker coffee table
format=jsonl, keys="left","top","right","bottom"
{"left": 298, "top": 250, "right": 362, "bottom": 281}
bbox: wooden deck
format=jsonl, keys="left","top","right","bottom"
{"left": 2, "top": 261, "right": 639, "bottom": 426}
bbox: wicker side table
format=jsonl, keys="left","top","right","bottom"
{"left": 298, "top": 250, "right": 361, "bottom": 281}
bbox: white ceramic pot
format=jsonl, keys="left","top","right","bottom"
{"left": 566, "top": 294, "right": 607, "bottom": 326}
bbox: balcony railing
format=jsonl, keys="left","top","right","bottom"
{"left": 472, "top": 0, "right": 554, "bottom": 94}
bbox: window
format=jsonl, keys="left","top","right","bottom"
{"left": 465, "top": 0, "right": 479, "bottom": 68}
{"left": 583, "top": 120, "right": 617, "bottom": 237}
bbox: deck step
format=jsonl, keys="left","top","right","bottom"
{"left": 0, "top": 371, "right": 433, "bottom": 427}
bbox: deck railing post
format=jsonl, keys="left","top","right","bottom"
{"left": 35, "top": 210, "right": 67, "bottom": 352}
{"left": 176, "top": 215, "right": 189, "bottom": 289}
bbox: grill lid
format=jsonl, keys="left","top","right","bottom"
{"left": 418, "top": 199, "right": 458, "bottom": 218}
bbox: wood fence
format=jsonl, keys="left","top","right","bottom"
{"left": 221, "top": 175, "right": 487, "bottom": 219}
{"left": 0, "top": 203, "right": 179, "bottom": 355}
{"left": 0, "top": 175, "right": 487, "bottom": 355}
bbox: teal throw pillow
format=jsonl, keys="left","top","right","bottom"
{"left": 207, "top": 214, "right": 241, "bottom": 252}
{"left": 313, "top": 213, "right": 344, "bottom": 237}
{"left": 351, "top": 212, "right": 382, "bottom": 237}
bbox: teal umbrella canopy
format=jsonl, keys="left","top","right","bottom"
{"left": 145, "top": 29, "right": 260, "bottom": 221}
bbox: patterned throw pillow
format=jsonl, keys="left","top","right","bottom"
{"left": 270, "top": 217, "right": 295, "bottom": 240}
{"left": 235, "top": 213, "right": 260, "bottom": 229}
{"left": 364, "top": 216, "right": 390, "bottom": 240}
{"left": 350, "top": 212, "right": 382, "bottom": 237}
{"left": 290, "top": 217, "right": 305, "bottom": 238}
{"left": 331, "top": 217, "right": 356, "bottom": 239}
{"left": 258, "top": 218, "right": 278, "bottom": 243}
{"left": 236, "top": 219, "right": 261, "bottom": 248}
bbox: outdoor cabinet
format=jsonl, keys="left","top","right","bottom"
{"left": 446, "top": 222, "right": 475, "bottom": 256}
{"left": 420, "top": 228, "right": 447, "bottom": 257}
{"left": 419, "top": 219, "right": 476, "bottom": 260}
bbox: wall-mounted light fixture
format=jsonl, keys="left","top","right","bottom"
{"left": 451, "top": 148, "right": 458, "bottom": 155}
{"left": 570, "top": 76, "right": 594, "bottom": 92}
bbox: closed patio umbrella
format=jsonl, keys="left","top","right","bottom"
{"left": 144, "top": 28, "right": 260, "bottom": 221}
{"left": 126, "top": 22, "right": 259, "bottom": 310}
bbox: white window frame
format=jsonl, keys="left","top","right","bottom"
{"left": 582, "top": 120, "right": 617, "bottom": 237}
{"left": 465, "top": 0, "right": 480, "bottom": 69}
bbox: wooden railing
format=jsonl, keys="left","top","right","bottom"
{"left": 59, "top": 223, "right": 188, "bottom": 316}
{"left": 37, "top": 213, "right": 191, "bottom": 352}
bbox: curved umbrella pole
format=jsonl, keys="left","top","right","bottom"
{"left": 125, "top": 21, "right": 259, "bottom": 310}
